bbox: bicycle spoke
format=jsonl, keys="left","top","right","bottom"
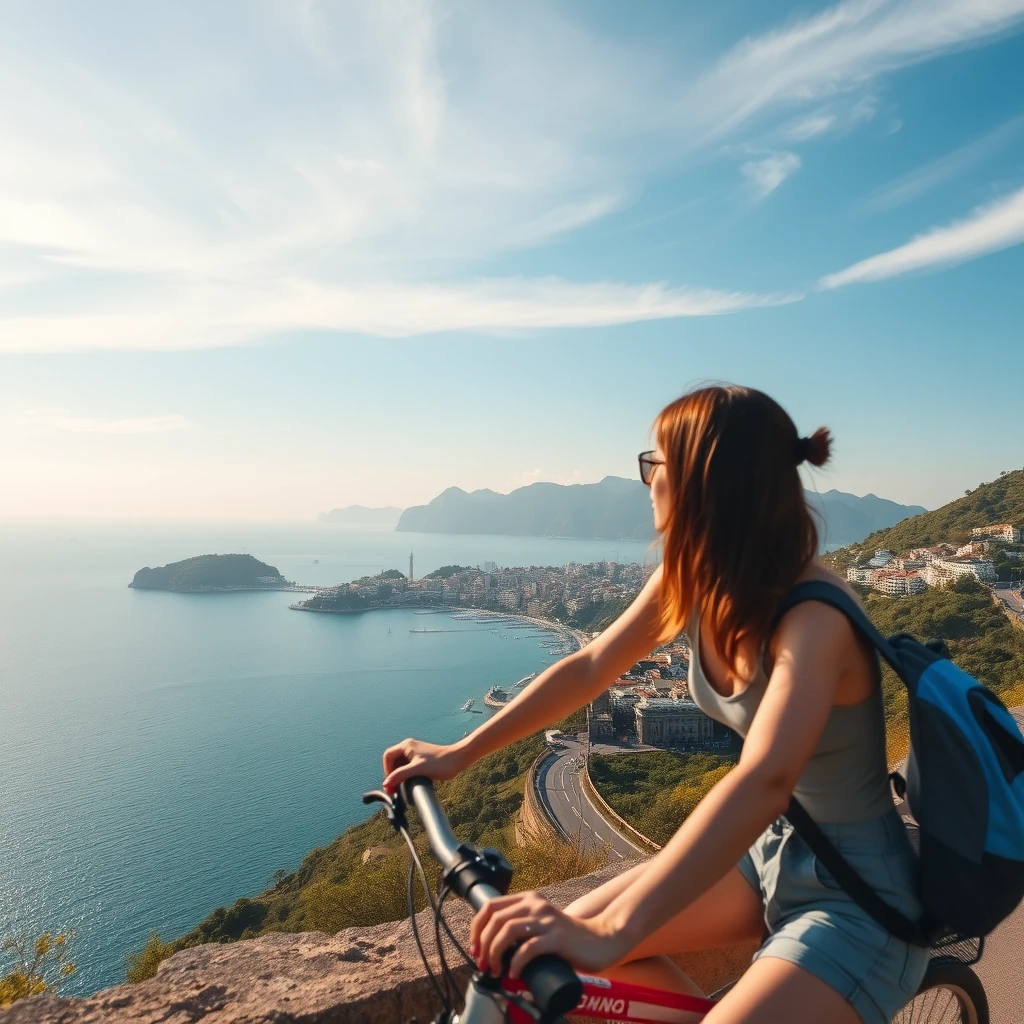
{"left": 893, "top": 982, "right": 974, "bottom": 1024}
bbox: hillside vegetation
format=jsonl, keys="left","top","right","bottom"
{"left": 829, "top": 468, "right": 1024, "bottom": 567}
{"left": 588, "top": 751, "right": 736, "bottom": 847}
{"left": 862, "top": 577, "right": 1024, "bottom": 759}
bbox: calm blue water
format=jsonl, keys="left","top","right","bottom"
{"left": 0, "top": 522, "right": 653, "bottom": 994}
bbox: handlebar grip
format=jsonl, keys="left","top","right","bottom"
{"left": 520, "top": 954, "right": 583, "bottom": 1018}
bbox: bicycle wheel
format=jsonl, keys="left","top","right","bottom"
{"left": 892, "top": 957, "right": 988, "bottom": 1024}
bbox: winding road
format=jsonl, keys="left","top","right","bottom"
{"left": 535, "top": 736, "right": 644, "bottom": 862}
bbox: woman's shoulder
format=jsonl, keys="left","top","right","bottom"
{"left": 771, "top": 564, "right": 867, "bottom": 647}
{"left": 794, "top": 563, "right": 864, "bottom": 608}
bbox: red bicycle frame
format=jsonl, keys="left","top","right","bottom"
{"left": 505, "top": 972, "right": 717, "bottom": 1023}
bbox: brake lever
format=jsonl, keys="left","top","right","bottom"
{"left": 362, "top": 787, "right": 408, "bottom": 832}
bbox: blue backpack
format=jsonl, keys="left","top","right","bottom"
{"left": 774, "top": 580, "right": 1024, "bottom": 946}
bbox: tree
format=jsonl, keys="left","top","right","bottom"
{"left": 0, "top": 932, "right": 76, "bottom": 1007}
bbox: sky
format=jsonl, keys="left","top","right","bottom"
{"left": 1, "top": 0, "right": 1023, "bottom": 521}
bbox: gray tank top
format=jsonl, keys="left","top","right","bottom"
{"left": 687, "top": 610, "right": 893, "bottom": 823}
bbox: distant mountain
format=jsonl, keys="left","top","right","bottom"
{"left": 396, "top": 477, "right": 924, "bottom": 547}
{"left": 318, "top": 505, "right": 403, "bottom": 526}
{"left": 808, "top": 489, "right": 927, "bottom": 550}
{"left": 828, "top": 468, "right": 1024, "bottom": 559}
{"left": 130, "top": 554, "right": 289, "bottom": 592}
{"left": 397, "top": 477, "right": 653, "bottom": 541}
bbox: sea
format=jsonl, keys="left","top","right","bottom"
{"left": 0, "top": 521, "right": 654, "bottom": 995}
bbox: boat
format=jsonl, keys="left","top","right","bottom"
{"left": 461, "top": 699, "right": 474, "bottom": 712}
{"left": 484, "top": 686, "right": 511, "bottom": 709}
{"left": 514, "top": 672, "right": 537, "bottom": 688}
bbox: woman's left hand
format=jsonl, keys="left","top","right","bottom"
{"left": 470, "top": 891, "right": 628, "bottom": 979}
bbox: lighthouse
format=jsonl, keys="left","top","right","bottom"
{"left": 409, "top": 551, "right": 414, "bottom": 582}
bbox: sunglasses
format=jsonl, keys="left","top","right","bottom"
{"left": 638, "top": 450, "right": 664, "bottom": 486}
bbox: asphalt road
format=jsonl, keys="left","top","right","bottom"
{"left": 971, "top": 705, "right": 1024, "bottom": 1023}
{"left": 535, "top": 736, "right": 644, "bottom": 863}
{"left": 993, "top": 585, "right": 1024, "bottom": 624}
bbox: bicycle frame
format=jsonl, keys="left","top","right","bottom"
{"left": 503, "top": 973, "right": 716, "bottom": 1024}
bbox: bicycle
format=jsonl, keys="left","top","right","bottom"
{"left": 363, "top": 779, "right": 989, "bottom": 1024}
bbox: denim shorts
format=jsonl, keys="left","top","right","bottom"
{"left": 737, "top": 810, "right": 931, "bottom": 1024}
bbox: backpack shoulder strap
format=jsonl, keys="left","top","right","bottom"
{"left": 772, "top": 581, "right": 934, "bottom": 945}
{"left": 786, "top": 797, "right": 934, "bottom": 947}
{"left": 769, "top": 579, "right": 902, "bottom": 674}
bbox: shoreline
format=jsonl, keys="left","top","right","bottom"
{"left": 291, "top": 601, "right": 586, "bottom": 651}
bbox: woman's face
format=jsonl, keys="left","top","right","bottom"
{"left": 650, "top": 444, "right": 671, "bottom": 532}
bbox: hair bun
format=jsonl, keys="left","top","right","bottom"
{"left": 802, "top": 427, "right": 832, "bottom": 467}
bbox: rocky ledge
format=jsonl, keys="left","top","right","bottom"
{"left": 1, "top": 865, "right": 755, "bottom": 1024}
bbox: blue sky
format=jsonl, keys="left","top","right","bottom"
{"left": 1, "top": 0, "right": 1023, "bottom": 520}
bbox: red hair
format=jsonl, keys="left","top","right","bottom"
{"left": 654, "top": 385, "right": 831, "bottom": 673}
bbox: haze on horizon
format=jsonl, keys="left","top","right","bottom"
{"left": 2, "top": 1, "right": 1023, "bottom": 522}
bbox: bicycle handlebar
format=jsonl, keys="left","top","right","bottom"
{"left": 399, "top": 776, "right": 584, "bottom": 1019}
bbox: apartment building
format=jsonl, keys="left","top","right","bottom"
{"left": 872, "top": 570, "right": 927, "bottom": 596}
{"left": 921, "top": 558, "right": 997, "bottom": 586}
{"left": 971, "top": 524, "right": 1021, "bottom": 543}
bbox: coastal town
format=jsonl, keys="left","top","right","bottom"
{"left": 295, "top": 556, "right": 730, "bottom": 754}
{"left": 295, "top": 520, "right": 1024, "bottom": 759}
{"left": 843, "top": 522, "right": 1023, "bottom": 596}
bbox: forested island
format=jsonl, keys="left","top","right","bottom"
{"left": 129, "top": 554, "right": 291, "bottom": 592}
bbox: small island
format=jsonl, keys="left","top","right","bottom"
{"left": 129, "top": 554, "right": 293, "bottom": 593}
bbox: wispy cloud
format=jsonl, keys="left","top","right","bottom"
{"left": 1, "top": 1, "right": 1023, "bottom": 352}
{"left": 785, "top": 113, "right": 838, "bottom": 141}
{"left": 1, "top": 278, "right": 800, "bottom": 353}
{"left": 867, "top": 115, "right": 1024, "bottom": 210}
{"left": 741, "top": 152, "right": 801, "bottom": 199}
{"left": 19, "top": 409, "right": 193, "bottom": 433}
{"left": 690, "top": 0, "right": 1024, "bottom": 139}
{"left": 821, "top": 184, "right": 1024, "bottom": 288}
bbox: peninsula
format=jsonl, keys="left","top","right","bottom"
{"left": 129, "top": 554, "right": 292, "bottom": 592}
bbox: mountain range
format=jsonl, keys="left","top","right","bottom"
{"left": 393, "top": 477, "right": 926, "bottom": 549}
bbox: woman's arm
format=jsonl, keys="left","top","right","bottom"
{"left": 472, "top": 600, "right": 856, "bottom": 975}
{"left": 596, "top": 599, "right": 849, "bottom": 949}
{"left": 382, "top": 565, "right": 666, "bottom": 790}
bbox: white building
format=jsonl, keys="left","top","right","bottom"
{"left": 956, "top": 542, "right": 988, "bottom": 558}
{"left": 847, "top": 566, "right": 873, "bottom": 584}
{"left": 921, "top": 558, "right": 997, "bottom": 587}
{"left": 868, "top": 549, "right": 895, "bottom": 568}
{"left": 894, "top": 557, "right": 927, "bottom": 571}
{"left": 971, "top": 524, "right": 1021, "bottom": 543}
{"left": 872, "top": 571, "right": 927, "bottom": 597}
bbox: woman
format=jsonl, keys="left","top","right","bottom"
{"left": 382, "top": 385, "right": 930, "bottom": 1024}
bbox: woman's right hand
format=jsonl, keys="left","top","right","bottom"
{"left": 382, "top": 737, "right": 469, "bottom": 793}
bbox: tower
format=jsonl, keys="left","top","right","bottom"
{"left": 409, "top": 551, "right": 414, "bottom": 582}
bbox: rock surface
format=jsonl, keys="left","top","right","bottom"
{"left": 0, "top": 866, "right": 755, "bottom": 1024}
